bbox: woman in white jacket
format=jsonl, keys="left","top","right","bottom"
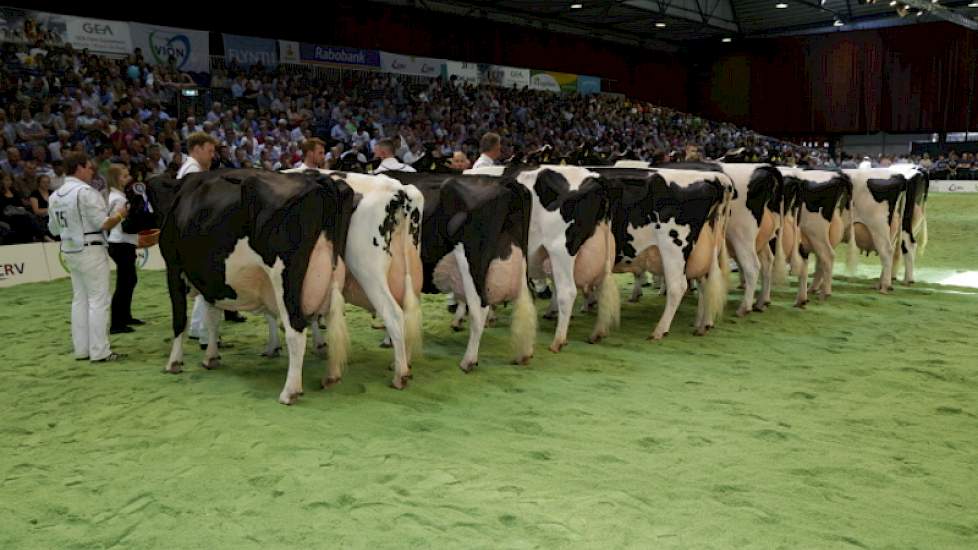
{"left": 105, "top": 164, "right": 142, "bottom": 334}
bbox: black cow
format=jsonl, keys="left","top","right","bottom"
{"left": 386, "top": 172, "right": 536, "bottom": 371}
{"left": 150, "top": 168, "right": 356, "bottom": 405}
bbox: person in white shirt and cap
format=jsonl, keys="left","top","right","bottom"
{"left": 47, "top": 152, "right": 128, "bottom": 362}
{"left": 472, "top": 132, "right": 502, "bottom": 169}
{"left": 371, "top": 138, "right": 416, "bottom": 174}
{"left": 295, "top": 138, "right": 326, "bottom": 171}
{"left": 179, "top": 132, "right": 243, "bottom": 347}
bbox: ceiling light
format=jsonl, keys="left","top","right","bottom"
{"left": 889, "top": 0, "right": 897, "bottom": 5}
{"left": 722, "top": 37, "right": 732, "bottom": 42}
{"left": 570, "top": 3, "right": 583, "bottom": 8}
{"left": 775, "top": 2, "right": 789, "bottom": 7}
{"left": 969, "top": 1, "right": 978, "bottom": 5}
{"left": 931, "top": 0, "right": 938, "bottom": 3}
{"left": 916, "top": 9, "right": 924, "bottom": 14}
{"left": 834, "top": 19, "right": 845, "bottom": 26}
{"left": 655, "top": 22, "right": 667, "bottom": 27}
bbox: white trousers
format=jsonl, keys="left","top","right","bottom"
{"left": 66, "top": 246, "right": 111, "bottom": 361}
{"left": 189, "top": 295, "right": 209, "bottom": 339}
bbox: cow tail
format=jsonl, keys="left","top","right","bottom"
{"left": 510, "top": 253, "right": 537, "bottom": 364}
{"left": 772, "top": 199, "right": 788, "bottom": 286}
{"left": 326, "top": 269, "right": 349, "bottom": 377}
{"left": 401, "top": 195, "right": 423, "bottom": 363}
{"left": 592, "top": 222, "right": 621, "bottom": 343}
{"left": 708, "top": 185, "right": 731, "bottom": 323}
{"left": 845, "top": 190, "right": 858, "bottom": 276}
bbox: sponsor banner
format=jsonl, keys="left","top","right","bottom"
{"left": 0, "top": 243, "right": 52, "bottom": 288}
{"left": 223, "top": 34, "right": 277, "bottom": 67}
{"left": 930, "top": 180, "right": 978, "bottom": 193}
{"left": 64, "top": 15, "right": 132, "bottom": 55}
{"left": 44, "top": 242, "right": 68, "bottom": 280}
{"left": 380, "top": 51, "right": 444, "bottom": 77}
{"left": 299, "top": 43, "right": 380, "bottom": 68}
{"left": 0, "top": 8, "right": 67, "bottom": 45}
{"left": 279, "top": 40, "right": 301, "bottom": 64}
{"left": 577, "top": 75, "right": 601, "bottom": 95}
{"left": 530, "top": 70, "right": 579, "bottom": 93}
{"left": 477, "top": 64, "right": 530, "bottom": 89}
{"left": 130, "top": 22, "right": 210, "bottom": 72}
{"left": 443, "top": 61, "right": 479, "bottom": 86}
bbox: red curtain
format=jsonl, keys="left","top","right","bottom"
{"left": 694, "top": 23, "right": 978, "bottom": 135}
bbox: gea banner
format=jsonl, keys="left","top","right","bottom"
{"left": 223, "top": 34, "right": 277, "bottom": 67}
{"left": 64, "top": 16, "right": 132, "bottom": 55}
{"left": 380, "top": 52, "right": 444, "bottom": 77}
{"left": 130, "top": 22, "right": 210, "bottom": 72}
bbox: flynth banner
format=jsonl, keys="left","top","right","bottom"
{"left": 299, "top": 43, "right": 380, "bottom": 68}
{"left": 223, "top": 34, "right": 278, "bottom": 67}
{"left": 530, "top": 70, "right": 579, "bottom": 93}
{"left": 380, "top": 52, "right": 444, "bottom": 77}
{"left": 64, "top": 16, "right": 132, "bottom": 55}
{"left": 130, "top": 22, "right": 210, "bottom": 72}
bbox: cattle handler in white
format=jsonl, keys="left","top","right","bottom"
{"left": 48, "top": 152, "right": 127, "bottom": 362}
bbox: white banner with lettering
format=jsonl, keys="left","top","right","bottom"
{"left": 0, "top": 243, "right": 166, "bottom": 288}
{"left": 64, "top": 16, "right": 132, "bottom": 55}
{"left": 129, "top": 22, "right": 210, "bottom": 72}
{"left": 443, "top": 61, "right": 479, "bottom": 86}
{"left": 380, "top": 52, "right": 445, "bottom": 77}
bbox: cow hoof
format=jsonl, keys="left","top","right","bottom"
{"left": 736, "top": 306, "right": 749, "bottom": 318}
{"left": 321, "top": 376, "right": 341, "bottom": 389}
{"left": 628, "top": 297, "right": 641, "bottom": 304}
{"left": 753, "top": 304, "right": 767, "bottom": 313}
{"left": 202, "top": 357, "right": 220, "bottom": 370}
{"left": 648, "top": 331, "right": 668, "bottom": 341}
{"left": 459, "top": 360, "right": 477, "bottom": 373}
{"left": 390, "top": 377, "right": 408, "bottom": 390}
{"left": 764, "top": 300, "right": 772, "bottom": 306}
{"left": 694, "top": 327, "right": 709, "bottom": 336}
{"left": 447, "top": 304, "right": 458, "bottom": 314}
{"left": 164, "top": 361, "right": 183, "bottom": 374}
{"left": 260, "top": 347, "right": 282, "bottom": 358}
{"left": 587, "top": 332, "right": 605, "bottom": 344}
{"left": 542, "top": 311, "right": 558, "bottom": 321}
{"left": 794, "top": 300, "right": 808, "bottom": 309}
{"left": 451, "top": 324, "right": 464, "bottom": 333}
{"left": 278, "top": 390, "right": 300, "bottom": 405}
{"left": 379, "top": 338, "right": 392, "bottom": 349}
{"left": 904, "top": 280, "right": 915, "bottom": 286}
{"left": 513, "top": 354, "right": 532, "bottom": 366}
{"left": 536, "top": 288, "right": 553, "bottom": 300}
{"left": 548, "top": 341, "right": 566, "bottom": 353}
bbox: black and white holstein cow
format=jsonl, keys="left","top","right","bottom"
{"left": 466, "top": 165, "right": 619, "bottom": 353}
{"left": 777, "top": 168, "right": 855, "bottom": 306}
{"left": 386, "top": 172, "right": 537, "bottom": 371}
{"left": 271, "top": 168, "right": 424, "bottom": 389}
{"left": 840, "top": 167, "right": 910, "bottom": 293}
{"left": 595, "top": 166, "right": 732, "bottom": 339}
{"left": 152, "top": 169, "right": 357, "bottom": 405}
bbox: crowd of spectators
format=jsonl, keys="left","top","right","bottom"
{"left": 2, "top": 25, "right": 968, "bottom": 246}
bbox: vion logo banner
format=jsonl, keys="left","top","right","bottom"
{"left": 131, "top": 23, "right": 210, "bottom": 73}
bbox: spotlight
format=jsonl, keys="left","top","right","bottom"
{"left": 722, "top": 37, "right": 732, "bottom": 43}
{"left": 775, "top": 2, "right": 789, "bottom": 7}
{"left": 570, "top": 3, "right": 583, "bottom": 8}
{"left": 834, "top": 19, "right": 845, "bottom": 26}
{"left": 655, "top": 22, "right": 667, "bottom": 28}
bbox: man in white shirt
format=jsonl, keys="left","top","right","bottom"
{"left": 295, "top": 138, "right": 326, "bottom": 171}
{"left": 47, "top": 152, "right": 128, "bottom": 362}
{"left": 372, "top": 138, "right": 416, "bottom": 174}
{"left": 48, "top": 130, "right": 70, "bottom": 162}
{"left": 472, "top": 132, "right": 502, "bottom": 169}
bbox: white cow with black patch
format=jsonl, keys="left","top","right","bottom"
{"left": 777, "top": 168, "right": 855, "bottom": 306}
{"left": 273, "top": 168, "right": 424, "bottom": 390}
{"left": 841, "top": 168, "right": 908, "bottom": 293}
{"left": 598, "top": 166, "right": 733, "bottom": 339}
{"left": 886, "top": 165, "right": 930, "bottom": 285}
{"left": 467, "top": 165, "right": 619, "bottom": 353}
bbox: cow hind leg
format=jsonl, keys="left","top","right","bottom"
{"left": 732, "top": 242, "right": 760, "bottom": 317}
{"left": 651, "top": 244, "right": 688, "bottom": 340}
{"left": 262, "top": 313, "right": 282, "bottom": 358}
{"left": 795, "top": 248, "right": 811, "bottom": 308}
{"left": 757, "top": 245, "right": 774, "bottom": 311}
{"left": 808, "top": 239, "right": 836, "bottom": 300}
{"left": 201, "top": 303, "right": 222, "bottom": 370}
{"left": 453, "top": 246, "right": 489, "bottom": 372}
{"left": 901, "top": 231, "right": 917, "bottom": 285}
{"left": 164, "top": 267, "right": 188, "bottom": 374}
{"left": 629, "top": 271, "right": 644, "bottom": 303}
{"left": 867, "top": 223, "right": 896, "bottom": 293}
{"left": 546, "top": 248, "right": 577, "bottom": 353}
{"left": 451, "top": 299, "right": 467, "bottom": 332}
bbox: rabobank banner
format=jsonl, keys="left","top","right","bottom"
{"left": 223, "top": 34, "right": 277, "bottom": 67}
{"left": 380, "top": 51, "right": 444, "bottom": 77}
{"left": 130, "top": 22, "right": 210, "bottom": 72}
{"left": 577, "top": 75, "right": 601, "bottom": 95}
{"left": 299, "top": 43, "right": 380, "bottom": 68}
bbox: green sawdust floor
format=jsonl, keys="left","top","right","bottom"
{"left": 1, "top": 195, "right": 977, "bottom": 549}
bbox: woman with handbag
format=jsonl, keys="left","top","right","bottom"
{"left": 105, "top": 164, "right": 142, "bottom": 334}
